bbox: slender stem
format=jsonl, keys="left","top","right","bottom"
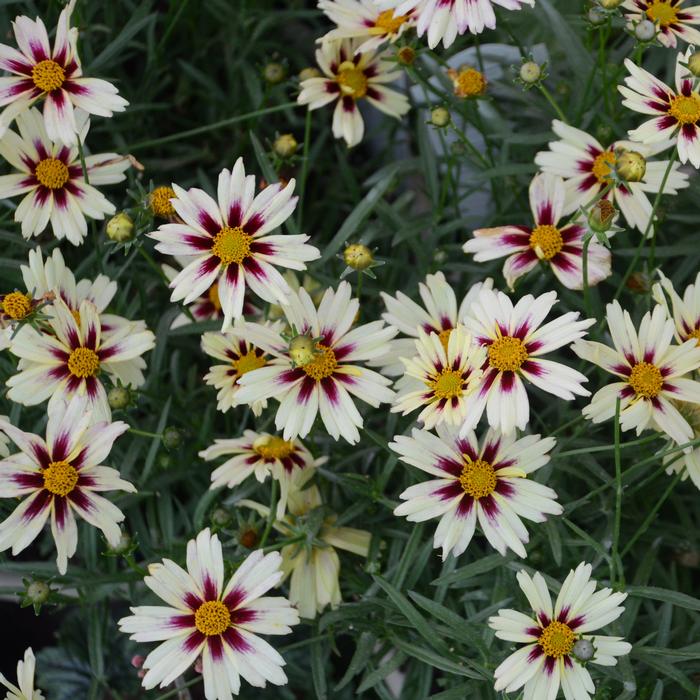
{"left": 154, "top": 676, "right": 201, "bottom": 700}
{"left": 611, "top": 397, "right": 623, "bottom": 584}
{"left": 538, "top": 84, "right": 568, "bottom": 123}
{"left": 582, "top": 235, "right": 592, "bottom": 317}
{"left": 556, "top": 432, "right": 659, "bottom": 457}
{"left": 259, "top": 480, "right": 279, "bottom": 548}
{"left": 297, "top": 108, "right": 313, "bottom": 230}
{"left": 77, "top": 139, "right": 103, "bottom": 273}
{"left": 128, "top": 428, "right": 163, "bottom": 439}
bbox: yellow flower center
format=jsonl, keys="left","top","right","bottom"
{"left": 254, "top": 435, "right": 296, "bottom": 461}
{"left": 207, "top": 283, "right": 222, "bottom": 311}
{"left": 211, "top": 226, "right": 253, "bottom": 265}
{"left": 35, "top": 158, "right": 70, "bottom": 189}
{"left": 539, "top": 621, "right": 575, "bottom": 658}
{"left": 591, "top": 150, "right": 616, "bottom": 184}
{"left": 668, "top": 93, "right": 700, "bottom": 125}
{"left": 438, "top": 328, "right": 452, "bottom": 353}
{"left": 194, "top": 600, "right": 231, "bottom": 636}
{"left": 459, "top": 458, "right": 497, "bottom": 499}
{"left": 689, "top": 327, "right": 700, "bottom": 346}
{"left": 149, "top": 186, "right": 177, "bottom": 218}
{"left": 31, "top": 59, "right": 65, "bottom": 92}
{"left": 450, "top": 68, "right": 487, "bottom": 98}
{"left": 67, "top": 347, "right": 100, "bottom": 378}
{"left": 42, "top": 460, "right": 79, "bottom": 497}
{"left": 488, "top": 336, "right": 529, "bottom": 372}
{"left": 302, "top": 343, "right": 338, "bottom": 380}
{"left": 430, "top": 369, "right": 464, "bottom": 400}
{"left": 232, "top": 349, "right": 266, "bottom": 378}
{"left": 370, "top": 9, "right": 409, "bottom": 34}
{"left": 529, "top": 224, "right": 563, "bottom": 260}
{"left": 646, "top": 0, "right": 678, "bottom": 26}
{"left": 628, "top": 361, "right": 663, "bottom": 398}
{"left": 337, "top": 62, "right": 368, "bottom": 99}
{"left": 1, "top": 292, "right": 32, "bottom": 320}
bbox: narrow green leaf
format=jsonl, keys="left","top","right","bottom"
{"left": 626, "top": 586, "right": 700, "bottom": 612}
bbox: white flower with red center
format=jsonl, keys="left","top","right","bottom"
{"left": 374, "top": 0, "right": 535, "bottom": 47}
{"left": 391, "top": 425, "right": 560, "bottom": 559}
{"left": 0, "top": 398, "right": 133, "bottom": 575}
{"left": 462, "top": 287, "right": 593, "bottom": 434}
{"left": 148, "top": 158, "right": 320, "bottom": 331}
{"left": 373, "top": 271, "right": 493, "bottom": 376}
{"left": 392, "top": 325, "right": 487, "bottom": 429}
{"left": 0, "top": 647, "right": 44, "bottom": 700}
{"left": 463, "top": 173, "right": 612, "bottom": 290}
{"left": 653, "top": 269, "right": 700, "bottom": 345}
{"left": 573, "top": 301, "right": 700, "bottom": 444}
{"left": 619, "top": 48, "right": 700, "bottom": 168}
{"left": 118, "top": 528, "right": 299, "bottom": 699}
{"left": 200, "top": 430, "right": 325, "bottom": 518}
{"left": 318, "top": 1, "right": 415, "bottom": 54}
{"left": 235, "top": 282, "right": 396, "bottom": 445}
{"left": 0, "top": 108, "right": 130, "bottom": 244}
{"left": 6, "top": 297, "right": 155, "bottom": 422}
{"left": 622, "top": 0, "right": 700, "bottom": 48}
{"left": 489, "top": 563, "right": 631, "bottom": 700}
{"left": 0, "top": 1, "right": 128, "bottom": 144}
{"left": 297, "top": 38, "right": 410, "bottom": 148}
{"left": 201, "top": 327, "right": 281, "bottom": 415}
{"left": 662, "top": 402, "right": 700, "bottom": 489}
{"left": 535, "top": 119, "right": 689, "bottom": 234}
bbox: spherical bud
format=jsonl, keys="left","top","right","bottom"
{"left": 131, "top": 655, "right": 145, "bottom": 669}
{"left": 343, "top": 243, "right": 374, "bottom": 270}
{"left": 288, "top": 334, "right": 316, "bottom": 367}
{"left": 239, "top": 528, "right": 259, "bottom": 549}
{"left": 688, "top": 52, "right": 700, "bottom": 78}
{"left": 588, "top": 199, "right": 617, "bottom": 233}
{"left": 108, "top": 385, "right": 131, "bottom": 410}
{"left": 572, "top": 639, "right": 595, "bottom": 661}
{"left": 157, "top": 452, "right": 173, "bottom": 470}
{"left": 519, "top": 61, "right": 542, "bottom": 84}
{"left": 110, "top": 531, "right": 132, "bottom": 554}
{"left": 299, "top": 67, "right": 321, "bottom": 81}
{"left": 263, "top": 62, "right": 287, "bottom": 84}
{"left": 430, "top": 106, "right": 451, "bottom": 127}
{"left": 106, "top": 212, "right": 134, "bottom": 242}
{"left": 274, "top": 133, "right": 298, "bottom": 158}
{"left": 26, "top": 580, "right": 50, "bottom": 604}
{"left": 616, "top": 150, "right": 647, "bottom": 182}
{"left": 149, "top": 186, "right": 177, "bottom": 219}
{"left": 397, "top": 46, "right": 416, "bottom": 65}
{"left": 162, "top": 426, "right": 183, "bottom": 450}
{"left": 211, "top": 508, "right": 231, "bottom": 527}
{"left": 588, "top": 6, "right": 607, "bottom": 25}
{"left": 635, "top": 19, "right": 656, "bottom": 42}
{"left": 598, "top": 0, "right": 623, "bottom": 7}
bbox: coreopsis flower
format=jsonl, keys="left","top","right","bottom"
{"left": 620, "top": 47, "right": 700, "bottom": 167}
{"left": 447, "top": 65, "right": 487, "bottom": 98}
{"left": 6, "top": 297, "right": 155, "bottom": 422}
{"left": 148, "top": 158, "right": 320, "bottom": 331}
{"left": 622, "top": 0, "right": 700, "bottom": 48}
{"left": 489, "top": 563, "right": 631, "bottom": 700}
{"left": 0, "top": 398, "right": 133, "bottom": 575}
{"left": 0, "top": 108, "right": 130, "bottom": 244}
{"left": 318, "top": 1, "right": 415, "bottom": 53}
{"left": 200, "top": 430, "right": 325, "bottom": 518}
{"left": 462, "top": 287, "right": 594, "bottom": 434}
{"left": 392, "top": 325, "right": 486, "bottom": 428}
{"left": 652, "top": 269, "right": 700, "bottom": 344}
{"left": 662, "top": 402, "right": 700, "bottom": 489}
{"left": 573, "top": 301, "right": 700, "bottom": 444}
{"left": 0, "top": 647, "right": 43, "bottom": 700}
{"left": 535, "top": 119, "right": 689, "bottom": 234}
{"left": 118, "top": 528, "right": 299, "bottom": 699}
{"left": 374, "top": 0, "right": 535, "bottom": 47}
{"left": 392, "top": 425, "right": 561, "bottom": 558}
{"left": 201, "top": 326, "right": 280, "bottom": 415}
{"left": 241, "top": 471, "right": 370, "bottom": 618}
{"left": 375, "top": 271, "right": 493, "bottom": 375}
{"left": 297, "top": 38, "right": 410, "bottom": 148}
{"left": 0, "top": 0, "right": 128, "bottom": 144}
{"left": 235, "top": 282, "right": 396, "bottom": 444}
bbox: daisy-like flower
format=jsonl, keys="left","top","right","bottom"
{"left": 619, "top": 47, "right": 700, "bottom": 168}
{"left": 201, "top": 327, "right": 280, "bottom": 415}
{"left": 463, "top": 173, "right": 612, "bottom": 290}
{"left": 118, "top": 528, "right": 299, "bottom": 699}
{"left": 297, "top": 38, "right": 410, "bottom": 148}
{"left": 318, "top": 1, "right": 415, "bottom": 53}
{"left": 375, "top": 271, "right": 493, "bottom": 376}
{"left": 0, "top": 398, "right": 133, "bottom": 575}
{"left": 200, "top": 430, "right": 325, "bottom": 518}
{"left": 622, "top": 0, "right": 700, "bottom": 48}
{"left": 462, "top": 287, "right": 593, "bottom": 434}
{"left": 7, "top": 297, "right": 155, "bottom": 422}
{"left": 573, "top": 301, "right": 700, "bottom": 444}
{"left": 374, "top": 0, "right": 535, "bottom": 47}
{"left": 241, "top": 471, "right": 370, "bottom": 618}
{"left": 662, "top": 401, "right": 700, "bottom": 489}
{"left": 148, "top": 158, "right": 320, "bottom": 331}
{"left": 0, "top": 0, "right": 128, "bottom": 144}
{"left": 0, "top": 647, "right": 44, "bottom": 700}
{"left": 0, "top": 108, "right": 130, "bottom": 244}
{"left": 652, "top": 269, "right": 700, "bottom": 345}
{"left": 235, "top": 282, "right": 396, "bottom": 444}
{"left": 489, "top": 563, "right": 631, "bottom": 700}
{"left": 391, "top": 425, "right": 560, "bottom": 559}
{"left": 535, "top": 119, "right": 689, "bottom": 234}
{"left": 392, "top": 325, "right": 486, "bottom": 428}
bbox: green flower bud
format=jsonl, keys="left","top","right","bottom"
{"left": 430, "top": 107, "right": 450, "bottom": 127}
{"left": 106, "top": 212, "right": 134, "bottom": 243}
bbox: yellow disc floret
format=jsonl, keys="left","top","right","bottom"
{"left": 628, "top": 361, "right": 663, "bottom": 398}
{"left": 302, "top": 344, "right": 338, "bottom": 380}
{"left": 646, "top": 0, "right": 678, "bottom": 26}
{"left": 668, "top": 93, "right": 700, "bottom": 125}
{"left": 207, "top": 283, "right": 222, "bottom": 311}
{"left": 194, "top": 600, "right": 231, "bottom": 636}
{"left": 211, "top": 226, "right": 253, "bottom": 265}
{"left": 488, "top": 336, "right": 529, "bottom": 372}
{"left": 1, "top": 292, "right": 32, "bottom": 320}
{"left": 459, "top": 458, "right": 497, "bottom": 499}
{"left": 232, "top": 349, "right": 266, "bottom": 379}
{"left": 67, "top": 347, "right": 100, "bottom": 378}
{"left": 337, "top": 62, "right": 368, "bottom": 99}
{"left": 430, "top": 369, "right": 464, "bottom": 400}
{"left": 591, "top": 150, "right": 616, "bottom": 184}
{"left": 253, "top": 435, "right": 296, "bottom": 461}
{"left": 448, "top": 67, "right": 487, "bottom": 98}
{"left": 149, "top": 186, "right": 177, "bottom": 218}
{"left": 370, "top": 9, "right": 409, "bottom": 35}
{"left": 538, "top": 621, "right": 576, "bottom": 658}
{"left": 529, "top": 224, "right": 563, "bottom": 260}
{"left": 43, "top": 460, "right": 79, "bottom": 497}
{"left": 35, "top": 158, "right": 70, "bottom": 189}
{"left": 31, "top": 59, "right": 65, "bottom": 92}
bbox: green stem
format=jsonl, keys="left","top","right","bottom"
{"left": 296, "top": 108, "right": 313, "bottom": 230}
{"left": 556, "top": 432, "right": 659, "bottom": 457}
{"left": 76, "top": 139, "right": 103, "bottom": 273}
{"left": 128, "top": 428, "right": 162, "bottom": 439}
{"left": 611, "top": 397, "right": 623, "bottom": 584}
{"left": 582, "top": 235, "right": 592, "bottom": 317}
{"left": 538, "top": 84, "right": 568, "bottom": 123}
{"left": 259, "top": 480, "right": 279, "bottom": 548}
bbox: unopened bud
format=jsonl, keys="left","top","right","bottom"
{"left": 519, "top": 61, "right": 542, "bottom": 84}
{"left": 108, "top": 385, "right": 131, "bottom": 410}
{"left": 430, "top": 106, "right": 450, "bottom": 127}
{"left": 211, "top": 508, "right": 231, "bottom": 527}
{"left": 106, "top": 212, "right": 134, "bottom": 242}
{"left": 288, "top": 334, "right": 316, "bottom": 367}
{"left": 635, "top": 19, "right": 656, "bottom": 42}
{"left": 26, "top": 580, "right": 50, "bottom": 604}
{"left": 263, "top": 62, "right": 287, "bottom": 84}
{"left": 598, "top": 0, "right": 623, "bottom": 7}
{"left": 274, "top": 133, "right": 298, "bottom": 158}
{"left": 616, "top": 150, "right": 647, "bottom": 182}
{"left": 588, "top": 6, "right": 607, "bottom": 25}
{"left": 131, "top": 655, "right": 145, "bottom": 669}
{"left": 162, "top": 426, "right": 183, "bottom": 450}
{"left": 397, "top": 46, "right": 416, "bottom": 65}
{"left": 299, "top": 67, "right": 321, "bottom": 81}
{"left": 588, "top": 199, "right": 616, "bottom": 233}
{"left": 343, "top": 243, "right": 374, "bottom": 270}
{"left": 110, "top": 531, "right": 132, "bottom": 554}
{"left": 688, "top": 52, "right": 700, "bottom": 78}
{"left": 572, "top": 639, "right": 595, "bottom": 661}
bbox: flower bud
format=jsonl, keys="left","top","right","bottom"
{"left": 211, "top": 508, "right": 231, "bottom": 527}
{"left": 343, "top": 243, "right": 374, "bottom": 270}
{"left": 688, "top": 52, "right": 700, "bottom": 78}
{"left": 106, "top": 212, "right": 134, "bottom": 242}
{"left": 635, "top": 19, "right": 656, "bottom": 42}
{"left": 588, "top": 6, "right": 607, "bottom": 25}
{"left": 598, "top": 0, "right": 623, "bottom": 7}
{"left": 430, "top": 106, "right": 450, "bottom": 127}
{"left": 109, "top": 531, "right": 132, "bottom": 555}
{"left": 263, "top": 62, "right": 287, "bottom": 84}
{"left": 26, "top": 580, "right": 50, "bottom": 604}
{"left": 616, "top": 150, "right": 647, "bottom": 182}
{"left": 273, "top": 133, "right": 298, "bottom": 158}
{"left": 131, "top": 655, "right": 145, "bottom": 669}
{"left": 157, "top": 452, "right": 173, "bottom": 470}
{"left": 288, "top": 334, "right": 316, "bottom": 367}
{"left": 519, "top": 61, "right": 542, "bottom": 84}
{"left": 397, "top": 46, "right": 416, "bottom": 65}
{"left": 108, "top": 385, "right": 131, "bottom": 410}
{"left": 149, "top": 186, "right": 177, "bottom": 219}
{"left": 239, "top": 528, "right": 259, "bottom": 549}
{"left": 299, "top": 67, "right": 321, "bottom": 81}
{"left": 162, "top": 426, "right": 183, "bottom": 450}
{"left": 572, "top": 639, "right": 595, "bottom": 661}
{"left": 588, "top": 199, "right": 616, "bottom": 233}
